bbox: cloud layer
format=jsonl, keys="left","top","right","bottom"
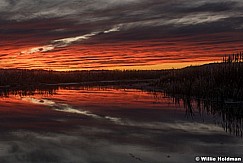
{"left": 1, "top": 0, "right": 243, "bottom": 70}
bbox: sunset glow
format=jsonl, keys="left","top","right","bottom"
{"left": 1, "top": 0, "right": 243, "bottom": 70}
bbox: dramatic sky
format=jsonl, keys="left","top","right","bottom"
{"left": 1, "top": 0, "right": 243, "bottom": 70}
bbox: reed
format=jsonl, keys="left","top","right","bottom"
{"left": 157, "top": 52, "right": 243, "bottom": 101}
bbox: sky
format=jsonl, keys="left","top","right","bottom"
{"left": 1, "top": 0, "right": 243, "bottom": 70}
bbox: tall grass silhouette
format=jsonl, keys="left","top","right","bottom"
{"left": 157, "top": 52, "right": 243, "bottom": 101}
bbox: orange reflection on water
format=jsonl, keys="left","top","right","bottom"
{"left": 0, "top": 87, "right": 182, "bottom": 131}
{"left": 46, "top": 87, "right": 178, "bottom": 111}
{"left": 0, "top": 95, "right": 83, "bottom": 131}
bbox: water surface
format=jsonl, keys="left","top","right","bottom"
{"left": 0, "top": 86, "right": 242, "bottom": 163}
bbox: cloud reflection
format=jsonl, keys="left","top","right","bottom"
{"left": 21, "top": 97, "right": 122, "bottom": 124}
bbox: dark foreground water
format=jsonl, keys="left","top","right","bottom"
{"left": 0, "top": 86, "right": 242, "bottom": 163}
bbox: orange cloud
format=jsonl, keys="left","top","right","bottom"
{"left": 1, "top": 32, "right": 243, "bottom": 70}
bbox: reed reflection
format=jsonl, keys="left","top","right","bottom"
{"left": 174, "top": 95, "right": 243, "bottom": 137}
{"left": 0, "top": 85, "right": 58, "bottom": 97}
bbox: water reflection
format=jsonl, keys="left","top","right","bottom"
{"left": 0, "top": 85, "right": 58, "bottom": 97}
{"left": 0, "top": 86, "right": 243, "bottom": 163}
{"left": 171, "top": 95, "right": 243, "bottom": 137}
{"left": 1, "top": 85, "right": 242, "bottom": 137}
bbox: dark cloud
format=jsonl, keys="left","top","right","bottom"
{"left": 1, "top": 0, "right": 242, "bottom": 34}
{"left": 177, "top": 1, "right": 238, "bottom": 13}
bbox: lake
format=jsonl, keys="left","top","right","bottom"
{"left": 0, "top": 86, "right": 242, "bottom": 163}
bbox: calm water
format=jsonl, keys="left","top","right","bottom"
{"left": 0, "top": 86, "right": 242, "bottom": 163}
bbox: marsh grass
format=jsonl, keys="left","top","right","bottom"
{"left": 157, "top": 52, "right": 243, "bottom": 102}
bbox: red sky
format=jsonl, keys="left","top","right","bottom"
{"left": 1, "top": 0, "right": 243, "bottom": 70}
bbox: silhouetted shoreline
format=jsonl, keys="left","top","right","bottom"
{"left": 0, "top": 69, "right": 167, "bottom": 87}
{"left": 156, "top": 54, "right": 243, "bottom": 102}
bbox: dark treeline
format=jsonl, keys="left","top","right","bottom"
{"left": 0, "top": 69, "right": 167, "bottom": 87}
{"left": 157, "top": 52, "right": 243, "bottom": 101}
